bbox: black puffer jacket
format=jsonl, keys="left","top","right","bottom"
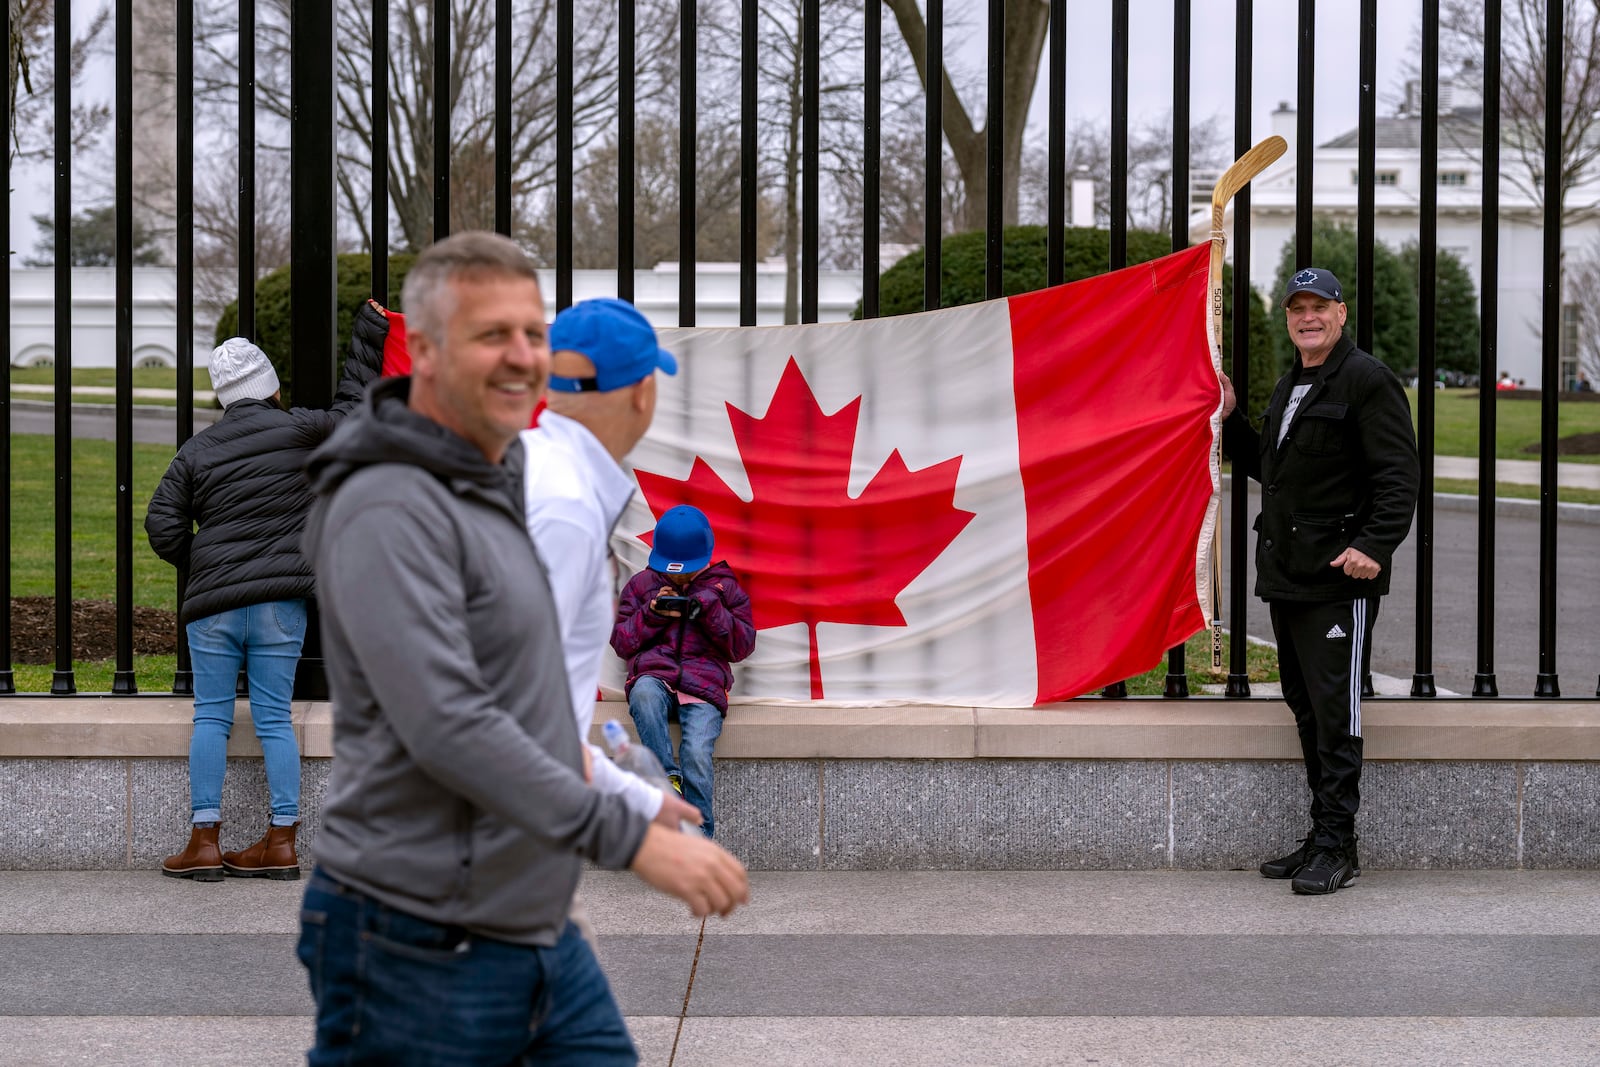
{"left": 145, "top": 302, "right": 391, "bottom": 623}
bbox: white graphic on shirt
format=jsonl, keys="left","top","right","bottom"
{"left": 1278, "top": 382, "right": 1314, "bottom": 447}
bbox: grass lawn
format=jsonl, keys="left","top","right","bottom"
{"left": 1409, "top": 388, "right": 1600, "bottom": 463}
{"left": 9, "top": 433, "right": 180, "bottom": 612}
{"left": 11, "top": 366, "right": 216, "bottom": 409}
{"left": 1123, "top": 629, "right": 1278, "bottom": 696}
{"left": 1433, "top": 477, "right": 1600, "bottom": 506}
{"left": 9, "top": 366, "right": 213, "bottom": 391}
{"left": 9, "top": 655, "right": 179, "bottom": 694}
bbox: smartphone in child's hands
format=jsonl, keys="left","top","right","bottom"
{"left": 654, "top": 594, "right": 695, "bottom": 616}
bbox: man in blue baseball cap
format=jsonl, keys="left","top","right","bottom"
{"left": 544, "top": 297, "right": 678, "bottom": 395}
{"left": 1218, "top": 265, "right": 1418, "bottom": 897}
{"left": 610, "top": 504, "right": 756, "bottom": 838}
{"left": 521, "top": 298, "right": 718, "bottom": 848}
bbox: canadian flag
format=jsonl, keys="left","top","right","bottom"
{"left": 606, "top": 243, "right": 1221, "bottom": 707}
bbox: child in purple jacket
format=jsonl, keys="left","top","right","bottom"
{"left": 611, "top": 506, "right": 756, "bottom": 837}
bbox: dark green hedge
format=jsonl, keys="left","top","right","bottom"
{"left": 214, "top": 254, "right": 416, "bottom": 405}
{"left": 865, "top": 226, "right": 1173, "bottom": 317}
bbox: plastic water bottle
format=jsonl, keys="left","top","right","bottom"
{"left": 601, "top": 719, "right": 699, "bottom": 835}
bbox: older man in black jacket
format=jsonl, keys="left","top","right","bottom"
{"left": 1220, "top": 267, "right": 1419, "bottom": 896}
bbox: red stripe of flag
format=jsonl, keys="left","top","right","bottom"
{"left": 1009, "top": 244, "right": 1217, "bottom": 703}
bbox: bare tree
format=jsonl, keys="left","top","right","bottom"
{"left": 189, "top": 149, "right": 295, "bottom": 320}
{"left": 7, "top": 0, "right": 112, "bottom": 170}
{"left": 702, "top": 0, "right": 898, "bottom": 319}
{"left": 1016, "top": 113, "right": 1232, "bottom": 233}
{"left": 1431, "top": 0, "right": 1600, "bottom": 225}
{"left": 882, "top": 0, "right": 1049, "bottom": 232}
{"left": 828, "top": 118, "right": 968, "bottom": 263}
{"left": 532, "top": 112, "right": 780, "bottom": 269}
{"left": 185, "top": 0, "right": 677, "bottom": 252}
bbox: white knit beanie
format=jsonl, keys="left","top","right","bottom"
{"left": 208, "top": 337, "right": 280, "bottom": 408}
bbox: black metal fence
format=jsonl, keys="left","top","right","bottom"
{"left": 2, "top": 0, "right": 1596, "bottom": 701}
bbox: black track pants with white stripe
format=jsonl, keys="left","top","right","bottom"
{"left": 1269, "top": 597, "right": 1379, "bottom": 849}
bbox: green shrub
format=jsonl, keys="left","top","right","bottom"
{"left": 214, "top": 253, "right": 416, "bottom": 405}
{"left": 866, "top": 226, "right": 1278, "bottom": 428}
{"left": 866, "top": 226, "right": 1174, "bottom": 317}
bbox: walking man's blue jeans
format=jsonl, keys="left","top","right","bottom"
{"left": 298, "top": 868, "right": 638, "bottom": 1066}
{"left": 185, "top": 599, "right": 307, "bottom": 826}
{"left": 626, "top": 675, "right": 724, "bottom": 836}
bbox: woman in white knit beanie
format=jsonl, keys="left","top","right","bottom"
{"left": 145, "top": 315, "right": 388, "bottom": 881}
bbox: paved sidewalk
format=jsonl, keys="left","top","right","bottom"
{"left": 11, "top": 383, "right": 217, "bottom": 404}
{"left": 2, "top": 869, "right": 1596, "bottom": 1066}
{"left": 1434, "top": 454, "right": 1600, "bottom": 489}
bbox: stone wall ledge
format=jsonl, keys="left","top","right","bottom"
{"left": 3, "top": 697, "right": 1598, "bottom": 761}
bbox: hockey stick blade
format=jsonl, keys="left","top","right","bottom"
{"left": 1210, "top": 135, "right": 1287, "bottom": 219}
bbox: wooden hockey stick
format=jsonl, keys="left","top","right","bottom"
{"left": 1208, "top": 135, "right": 1287, "bottom": 670}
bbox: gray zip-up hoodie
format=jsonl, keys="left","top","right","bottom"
{"left": 304, "top": 376, "right": 648, "bottom": 946}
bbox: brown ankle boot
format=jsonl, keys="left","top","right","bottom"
{"left": 222, "top": 822, "right": 301, "bottom": 881}
{"left": 162, "top": 824, "right": 224, "bottom": 882}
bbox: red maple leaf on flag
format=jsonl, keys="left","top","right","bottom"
{"left": 635, "top": 357, "right": 975, "bottom": 698}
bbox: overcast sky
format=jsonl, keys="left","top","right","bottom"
{"left": 10, "top": 0, "right": 1429, "bottom": 259}
{"left": 1012, "top": 0, "right": 1426, "bottom": 146}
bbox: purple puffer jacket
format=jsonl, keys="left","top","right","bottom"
{"left": 610, "top": 561, "right": 756, "bottom": 714}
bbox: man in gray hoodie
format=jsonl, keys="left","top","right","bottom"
{"left": 298, "top": 231, "right": 748, "bottom": 1065}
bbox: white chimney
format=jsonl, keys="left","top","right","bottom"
{"left": 1070, "top": 173, "right": 1095, "bottom": 227}
{"left": 1272, "top": 101, "right": 1296, "bottom": 159}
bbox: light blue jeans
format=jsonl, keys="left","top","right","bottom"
{"left": 627, "top": 676, "right": 724, "bottom": 837}
{"left": 185, "top": 599, "right": 307, "bottom": 826}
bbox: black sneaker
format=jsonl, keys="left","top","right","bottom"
{"left": 1347, "top": 836, "right": 1361, "bottom": 879}
{"left": 1259, "top": 837, "right": 1313, "bottom": 879}
{"left": 1291, "top": 845, "right": 1356, "bottom": 895}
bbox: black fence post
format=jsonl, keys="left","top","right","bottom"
{"left": 1164, "top": 0, "right": 1192, "bottom": 700}
{"left": 113, "top": 0, "right": 136, "bottom": 694}
{"left": 1225, "top": 0, "right": 1254, "bottom": 700}
{"left": 434, "top": 0, "right": 451, "bottom": 242}
{"left": 679, "top": 0, "right": 696, "bottom": 327}
{"left": 1473, "top": 0, "right": 1501, "bottom": 698}
{"left": 1102, "top": 0, "right": 1130, "bottom": 700}
{"left": 289, "top": 0, "right": 337, "bottom": 701}
{"left": 51, "top": 0, "right": 75, "bottom": 696}
{"left": 1, "top": 0, "right": 14, "bottom": 695}
{"left": 1534, "top": 0, "right": 1563, "bottom": 698}
{"left": 924, "top": 0, "right": 942, "bottom": 313}
{"left": 172, "top": 0, "right": 196, "bottom": 697}
{"left": 1412, "top": 0, "right": 1438, "bottom": 698}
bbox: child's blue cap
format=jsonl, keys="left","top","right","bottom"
{"left": 649, "top": 505, "right": 714, "bottom": 574}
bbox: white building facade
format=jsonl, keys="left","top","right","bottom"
{"left": 1196, "top": 83, "right": 1600, "bottom": 388}
{"left": 7, "top": 261, "right": 867, "bottom": 369}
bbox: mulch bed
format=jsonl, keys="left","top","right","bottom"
{"left": 8, "top": 597, "right": 178, "bottom": 664}
{"left": 1520, "top": 432, "right": 1600, "bottom": 457}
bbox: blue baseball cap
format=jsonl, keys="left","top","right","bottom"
{"left": 547, "top": 298, "right": 678, "bottom": 393}
{"left": 1282, "top": 267, "right": 1343, "bottom": 306}
{"left": 649, "top": 505, "right": 714, "bottom": 574}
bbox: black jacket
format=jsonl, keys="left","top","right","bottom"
{"left": 1222, "top": 333, "right": 1419, "bottom": 602}
{"left": 145, "top": 303, "right": 389, "bottom": 623}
